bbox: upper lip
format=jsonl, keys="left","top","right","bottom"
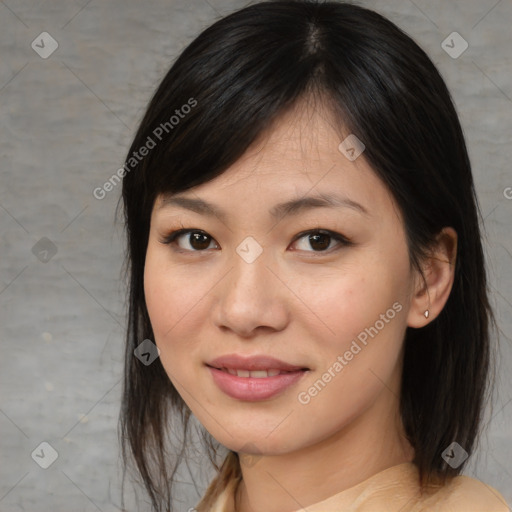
{"left": 207, "top": 354, "right": 309, "bottom": 372}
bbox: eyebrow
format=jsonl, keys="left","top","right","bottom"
{"left": 157, "top": 192, "right": 370, "bottom": 221}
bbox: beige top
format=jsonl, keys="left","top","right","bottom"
{"left": 206, "top": 462, "right": 510, "bottom": 512}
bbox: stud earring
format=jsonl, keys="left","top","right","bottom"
{"left": 424, "top": 310, "right": 429, "bottom": 319}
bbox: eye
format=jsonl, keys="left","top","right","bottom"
{"left": 159, "top": 228, "right": 352, "bottom": 254}
{"left": 160, "top": 229, "right": 218, "bottom": 252}
{"left": 290, "top": 229, "right": 352, "bottom": 253}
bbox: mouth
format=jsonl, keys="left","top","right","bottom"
{"left": 207, "top": 367, "right": 305, "bottom": 378}
{"left": 205, "top": 354, "right": 310, "bottom": 401}
{"left": 206, "top": 353, "right": 310, "bottom": 374}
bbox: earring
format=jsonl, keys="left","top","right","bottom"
{"left": 424, "top": 310, "right": 429, "bottom": 319}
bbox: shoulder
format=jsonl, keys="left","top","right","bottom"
{"left": 419, "top": 474, "right": 510, "bottom": 512}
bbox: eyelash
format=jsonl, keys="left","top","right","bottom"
{"left": 159, "top": 227, "right": 353, "bottom": 255}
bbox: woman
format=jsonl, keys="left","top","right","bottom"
{"left": 118, "top": 1, "right": 509, "bottom": 510}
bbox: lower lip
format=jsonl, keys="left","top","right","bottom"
{"left": 207, "top": 366, "right": 308, "bottom": 401}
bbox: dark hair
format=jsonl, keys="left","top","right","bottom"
{"left": 118, "top": 1, "right": 496, "bottom": 510}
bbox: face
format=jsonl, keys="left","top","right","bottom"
{"left": 144, "top": 102, "right": 418, "bottom": 457}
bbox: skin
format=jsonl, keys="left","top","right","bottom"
{"left": 144, "top": 99, "right": 458, "bottom": 512}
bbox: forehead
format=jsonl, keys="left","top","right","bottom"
{"left": 154, "top": 101, "right": 400, "bottom": 226}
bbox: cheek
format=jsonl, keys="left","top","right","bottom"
{"left": 291, "top": 258, "right": 408, "bottom": 405}
{"left": 144, "top": 243, "right": 202, "bottom": 335}
{"left": 143, "top": 245, "right": 216, "bottom": 385}
{"left": 293, "top": 260, "right": 405, "bottom": 349}
{"left": 144, "top": 255, "right": 172, "bottom": 338}
{"left": 293, "top": 309, "right": 407, "bottom": 441}
{"left": 143, "top": 249, "right": 194, "bottom": 358}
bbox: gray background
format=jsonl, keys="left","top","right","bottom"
{"left": 1, "top": 0, "right": 511, "bottom": 510}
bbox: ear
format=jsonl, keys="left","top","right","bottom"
{"left": 407, "top": 227, "right": 458, "bottom": 328}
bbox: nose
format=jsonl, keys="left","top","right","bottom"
{"left": 212, "top": 246, "right": 289, "bottom": 338}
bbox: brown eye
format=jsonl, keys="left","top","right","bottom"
{"left": 161, "top": 229, "right": 218, "bottom": 251}
{"left": 187, "top": 232, "right": 213, "bottom": 251}
{"left": 307, "top": 232, "right": 331, "bottom": 251}
{"left": 291, "top": 230, "right": 351, "bottom": 253}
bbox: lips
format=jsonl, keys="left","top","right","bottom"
{"left": 207, "top": 354, "right": 309, "bottom": 373}
{"left": 208, "top": 367, "right": 308, "bottom": 400}
{"left": 206, "top": 354, "right": 310, "bottom": 401}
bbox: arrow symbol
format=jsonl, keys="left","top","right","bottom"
{"left": 39, "top": 250, "right": 48, "bottom": 260}
{"left": 141, "top": 352, "right": 151, "bottom": 362}
{"left": 445, "top": 39, "right": 455, "bottom": 48}
{"left": 346, "top": 147, "right": 355, "bottom": 157}
{"left": 239, "top": 244, "right": 249, "bottom": 252}
{"left": 35, "top": 39, "right": 45, "bottom": 48}
{"left": 35, "top": 449, "right": 45, "bottom": 458}
{"left": 445, "top": 449, "right": 455, "bottom": 458}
